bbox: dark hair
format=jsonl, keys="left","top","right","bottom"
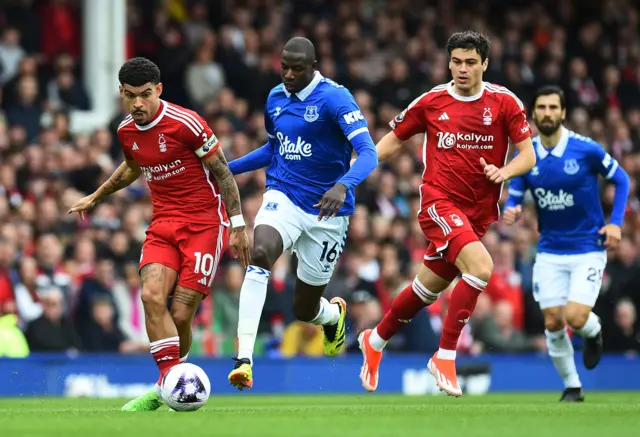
{"left": 532, "top": 85, "right": 566, "bottom": 110}
{"left": 446, "top": 31, "right": 491, "bottom": 62}
{"left": 118, "top": 57, "right": 161, "bottom": 87}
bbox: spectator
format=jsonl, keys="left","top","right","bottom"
{"left": 0, "top": 0, "right": 640, "bottom": 358}
{"left": 604, "top": 299, "right": 640, "bottom": 355}
{"left": 24, "top": 287, "right": 80, "bottom": 352}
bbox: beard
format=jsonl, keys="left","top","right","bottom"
{"left": 535, "top": 118, "right": 563, "bottom": 136}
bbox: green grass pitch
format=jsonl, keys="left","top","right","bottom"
{"left": 1, "top": 393, "right": 639, "bottom": 437}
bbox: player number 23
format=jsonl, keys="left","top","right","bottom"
{"left": 194, "top": 252, "right": 215, "bottom": 276}
{"left": 586, "top": 267, "right": 603, "bottom": 284}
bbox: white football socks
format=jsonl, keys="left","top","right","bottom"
{"left": 309, "top": 297, "right": 340, "bottom": 325}
{"left": 237, "top": 265, "right": 271, "bottom": 365}
{"left": 546, "top": 327, "right": 581, "bottom": 388}
{"left": 368, "top": 327, "right": 387, "bottom": 352}
{"left": 573, "top": 312, "right": 601, "bottom": 338}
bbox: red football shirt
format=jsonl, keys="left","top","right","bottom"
{"left": 390, "top": 81, "right": 531, "bottom": 225}
{"left": 117, "top": 100, "right": 229, "bottom": 226}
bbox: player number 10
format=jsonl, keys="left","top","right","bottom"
{"left": 194, "top": 252, "right": 215, "bottom": 276}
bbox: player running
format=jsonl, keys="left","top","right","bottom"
{"left": 68, "top": 57, "right": 251, "bottom": 411}
{"left": 226, "top": 37, "right": 378, "bottom": 390}
{"left": 503, "top": 85, "right": 630, "bottom": 402}
{"left": 357, "top": 31, "right": 536, "bottom": 397}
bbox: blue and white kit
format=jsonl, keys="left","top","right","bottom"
{"left": 505, "top": 127, "right": 630, "bottom": 309}
{"left": 229, "top": 72, "right": 377, "bottom": 285}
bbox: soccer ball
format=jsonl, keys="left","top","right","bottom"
{"left": 161, "top": 363, "right": 211, "bottom": 412}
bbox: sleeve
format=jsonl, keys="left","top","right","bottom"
{"left": 587, "top": 143, "right": 630, "bottom": 227}
{"left": 228, "top": 105, "right": 276, "bottom": 175}
{"left": 328, "top": 88, "right": 370, "bottom": 142}
{"left": 117, "top": 129, "right": 133, "bottom": 160}
{"left": 178, "top": 112, "right": 220, "bottom": 160}
{"left": 388, "top": 95, "right": 428, "bottom": 141}
{"left": 504, "top": 174, "right": 527, "bottom": 209}
{"left": 502, "top": 92, "right": 531, "bottom": 144}
{"left": 327, "top": 89, "right": 378, "bottom": 189}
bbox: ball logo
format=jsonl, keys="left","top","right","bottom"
{"left": 170, "top": 372, "right": 207, "bottom": 403}
{"left": 437, "top": 131, "right": 457, "bottom": 149}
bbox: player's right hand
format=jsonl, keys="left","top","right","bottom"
{"left": 229, "top": 228, "right": 251, "bottom": 268}
{"left": 67, "top": 194, "right": 99, "bottom": 220}
{"left": 480, "top": 157, "right": 509, "bottom": 183}
{"left": 503, "top": 205, "right": 522, "bottom": 225}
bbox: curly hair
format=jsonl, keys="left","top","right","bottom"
{"left": 118, "top": 57, "right": 161, "bottom": 87}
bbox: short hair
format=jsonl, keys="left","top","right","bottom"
{"left": 532, "top": 85, "right": 566, "bottom": 110}
{"left": 118, "top": 57, "right": 161, "bottom": 87}
{"left": 446, "top": 31, "right": 491, "bottom": 62}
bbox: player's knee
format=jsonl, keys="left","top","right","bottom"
{"left": 544, "top": 318, "right": 565, "bottom": 332}
{"left": 456, "top": 243, "right": 493, "bottom": 283}
{"left": 465, "top": 257, "right": 493, "bottom": 284}
{"left": 141, "top": 286, "right": 166, "bottom": 314}
{"left": 170, "top": 308, "right": 193, "bottom": 332}
{"left": 251, "top": 244, "right": 277, "bottom": 270}
{"left": 566, "top": 308, "right": 589, "bottom": 330}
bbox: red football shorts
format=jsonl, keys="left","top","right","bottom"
{"left": 140, "top": 220, "right": 227, "bottom": 295}
{"left": 418, "top": 198, "right": 489, "bottom": 282}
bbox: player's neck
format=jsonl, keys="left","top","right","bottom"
{"left": 540, "top": 127, "right": 563, "bottom": 149}
{"left": 452, "top": 83, "right": 483, "bottom": 97}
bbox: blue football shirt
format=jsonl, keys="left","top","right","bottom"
{"left": 505, "top": 127, "right": 621, "bottom": 255}
{"left": 262, "top": 72, "right": 370, "bottom": 216}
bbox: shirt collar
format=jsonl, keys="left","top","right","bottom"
{"left": 446, "top": 80, "right": 485, "bottom": 102}
{"left": 535, "top": 126, "right": 569, "bottom": 159}
{"left": 283, "top": 71, "right": 323, "bottom": 101}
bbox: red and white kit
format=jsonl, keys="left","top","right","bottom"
{"left": 117, "top": 100, "right": 229, "bottom": 294}
{"left": 390, "top": 81, "right": 531, "bottom": 280}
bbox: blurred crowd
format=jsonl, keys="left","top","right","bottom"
{"left": 0, "top": 0, "right": 639, "bottom": 359}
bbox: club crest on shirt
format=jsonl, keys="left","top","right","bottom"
{"left": 563, "top": 159, "right": 580, "bottom": 175}
{"left": 482, "top": 107, "right": 493, "bottom": 126}
{"left": 158, "top": 133, "right": 167, "bottom": 153}
{"left": 304, "top": 106, "right": 319, "bottom": 123}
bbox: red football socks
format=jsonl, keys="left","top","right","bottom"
{"left": 439, "top": 274, "right": 487, "bottom": 351}
{"left": 150, "top": 336, "right": 180, "bottom": 385}
{"left": 377, "top": 280, "right": 432, "bottom": 340}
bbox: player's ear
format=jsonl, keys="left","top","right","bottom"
{"left": 118, "top": 85, "right": 123, "bottom": 97}
{"left": 482, "top": 58, "right": 488, "bottom": 72}
{"left": 156, "top": 82, "right": 163, "bottom": 97}
{"left": 561, "top": 108, "right": 567, "bottom": 121}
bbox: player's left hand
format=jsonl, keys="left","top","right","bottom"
{"left": 229, "top": 227, "right": 251, "bottom": 268}
{"left": 480, "top": 157, "right": 509, "bottom": 183}
{"left": 599, "top": 223, "right": 621, "bottom": 249}
{"left": 314, "top": 183, "right": 347, "bottom": 221}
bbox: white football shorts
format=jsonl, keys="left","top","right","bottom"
{"left": 532, "top": 251, "right": 607, "bottom": 309}
{"left": 253, "top": 189, "right": 349, "bottom": 286}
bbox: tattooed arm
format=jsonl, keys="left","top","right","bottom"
{"left": 68, "top": 159, "right": 142, "bottom": 218}
{"left": 202, "top": 148, "right": 243, "bottom": 219}
{"left": 202, "top": 148, "right": 251, "bottom": 267}
{"left": 95, "top": 159, "right": 143, "bottom": 199}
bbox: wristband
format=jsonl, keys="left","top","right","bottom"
{"left": 230, "top": 215, "right": 245, "bottom": 228}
